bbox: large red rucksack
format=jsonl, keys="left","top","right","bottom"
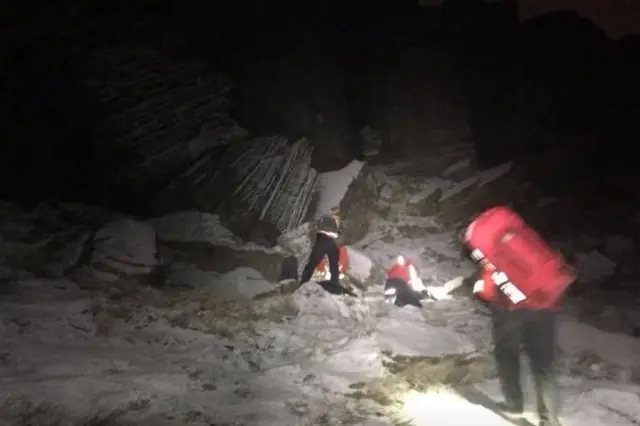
{"left": 465, "top": 206, "right": 575, "bottom": 308}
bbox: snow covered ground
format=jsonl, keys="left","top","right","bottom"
{"left": 0, "top": 155, "right": 639, "bottom": 426}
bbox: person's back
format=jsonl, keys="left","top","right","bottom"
{"left": 465, "top": 206, "right": 572, "bottom": 426}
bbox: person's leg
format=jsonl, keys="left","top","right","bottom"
{"left": 384, "top": 278, "right": 402, "bottom": 305}
{"left": 524, "top": 310, "right": 561, "bottom": 426}
{"left": 492, "top": 308, "right": 525, "bottom": 414}
{"left": 396, "top": 280, "right": 423, "bottom": 307}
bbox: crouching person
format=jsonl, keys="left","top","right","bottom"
{"left": 384, "top": 255, "right": 431, "bottom": 307}
{"left": 464, "top": 206, "right": 575, "bottom": 426}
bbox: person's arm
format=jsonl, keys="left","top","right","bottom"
{"left": 300, "top": 237, "right": 326, "bottom": 284}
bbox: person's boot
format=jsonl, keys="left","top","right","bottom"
{"left": 496, "top": 401, "right": 524, "bottom": 418}
{"left": 538, "top": 416, "right": 563, "bottom": 426}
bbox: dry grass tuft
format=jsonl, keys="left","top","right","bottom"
{"left": 346, "top": 352, "right": 496, "bottom": 407}
{"left": 194, "top": 293, "right": 299, "bottom": 338}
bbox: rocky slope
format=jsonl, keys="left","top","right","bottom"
{"left": 1, "top": 147, "right": 640, "bottom": 426}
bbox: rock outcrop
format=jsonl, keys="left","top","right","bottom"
{"left": 155, "top": 137, "right": 319, "bottom": 240}
{"left": 149, "top": 211, "right": 288, "bottom": 293}
{"left": 74, "top": 46, "right": 247, "bottom": 199}
{"left": 90, "top": 218, "right": 158, "bottom": 282}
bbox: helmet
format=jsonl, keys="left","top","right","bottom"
{"left": 396, "top": 255, "right": 406, "bottom": 266}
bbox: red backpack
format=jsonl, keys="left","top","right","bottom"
{"left": 465, "top": 206, "right": 575, "bottom": 309}
{"left": 314, "top": 245, "right": 349, "bottom": 280}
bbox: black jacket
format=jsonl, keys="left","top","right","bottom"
{"left": 300, "top": 232, "right": 340, "bottom": 284}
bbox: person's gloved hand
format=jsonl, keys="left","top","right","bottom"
{"left": 473, "top": 279, "right": 484, "bottom": 294}
{"left": 420, "top": 289, "right": 435, "bottom": 301}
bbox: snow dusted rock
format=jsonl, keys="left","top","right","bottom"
{"left": 90, "top": 218, "right": 158, "bottom": 282}
{"left": 277, "top": 221, "right": 314, "bottom": 255}
{"left": 0, "top": 203, "right": 94, "bottom": 278}
{"left": 152, "top": 211, "right": 287, "bottom": 286}
{"left": 565, "top": 388, "right": 640, "bottom": 424}
{"left": 43, "top": 228, "right": 92, "bottom": 278}
{"left": 157, "top": 136, "right": 318, "bottom": 235}
{"left": 167, "top": 265, "right": 275, "bottom": 300}
{"left": 345, "top": 246, "right": 382, "bottom": 288}
{"left": 314, "top": 159, "right": 364, "bottom": 218}
{"left": 311, "top": 335, "right": 386, "bottom": 392}
{"left": 374, "top": 307, "right": 476, "bottom": 357}
{"left": 150, "top": 211, "right": 240, "bottom": 248}
{"left": 1, "top": 279, "right": 95, "bottom": 338}
{"left": 574, "top": 249, "right": 616, "bottom": 284}
{"left": 277, "top": 221, "right": 315, "bottom": 277}
{"left": 224, "top": 137, "right": 318, "bottom": 233}
{"left": 293, "top": 283, "right": 377, "bottom": 327}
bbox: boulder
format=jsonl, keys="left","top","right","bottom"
{"left": 167, "top": 265, "right": 275, "bottom": 300}
{"left": 90, "top": 219, "right": 158, "bottom": 282}
{"left": 314, "top": 160, "right": 365, "bottom": 218}
{"left": 344, "top": 246, "right": 383, "bottom": 288}
{"left": 277, "top": 222, "right": 316, "bottom": 278}
{"left": 574, "top": 250, "right": 616, "bottom": 284}
{"left": 374, "top": 308, "right": 476, "bottom": 357}
{"left": 151, "top": 211, "right": 287, "bottom": 284}
{"left": 155, "top": 137, "right": 318, "bottom": 239}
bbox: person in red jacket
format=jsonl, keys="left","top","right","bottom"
{"left": 384, "top": 255, "right": 431, "bottom": 307}
{"left": 465, "top": 207, "right": 574, "bottom": 426}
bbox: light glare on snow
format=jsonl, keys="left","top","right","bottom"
{"left": 400, "top": 389, "right": 521, "bottom": 426}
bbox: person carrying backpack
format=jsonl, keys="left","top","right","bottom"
{"left": 464, "top": 206, "right": 575, "bottom": 426}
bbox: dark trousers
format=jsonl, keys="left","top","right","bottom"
{"left": 491, "top": 307, "right": 560, "bottom": 424}
{"left": 385, "top": 278, "right": 423, "bottom": 308}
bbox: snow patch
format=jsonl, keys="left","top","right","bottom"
{"left": 375, "top": 308, "right": 476, "bottom": 357}
{"left": 477, "top": 161, "right": 513, "bottom": 186}
{"left": 565, "top": 388, "right": 640, "bottom": 425}
{"left": 167, "top": 265, "right": 274, "bottom": 299}
{"left": 558, "top": 315, "right": 640, "bottom": 368}
{"left": 442, "top": 157, "right": 472, "bottom": 177}
{"left": 440, "top": 176, "right": 479, "bottom": 201}
{"left": 315, "top": 160, "right": 364, "bottom": 217}
{"left": 91, "top": 218, "right": 157, "bottom": 280}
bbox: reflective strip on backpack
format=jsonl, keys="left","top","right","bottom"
{"left": 491, "top": 271, "right": 527, "bottom": 304}
{"left": 470, "top": 249, "right": 485, "bottom": 263}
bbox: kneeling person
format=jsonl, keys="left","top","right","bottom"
{"left": 384, "top": 255, "right": 431, "bottom": 307}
